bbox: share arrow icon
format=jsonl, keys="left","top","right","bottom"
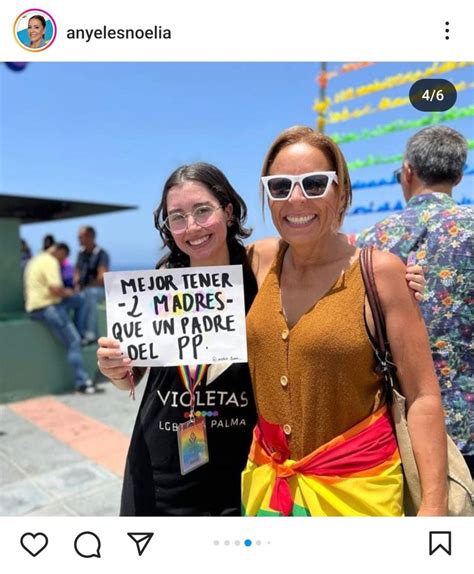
{"left": 127, "top": 532, "right": 154, "bottom": 556}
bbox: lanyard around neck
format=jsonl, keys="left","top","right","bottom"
{"left": 177, "top": 364, "right": 208, "bottom": 421}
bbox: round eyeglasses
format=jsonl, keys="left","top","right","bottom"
{"left": 162, "top": 205, "right": 222, "bottom": 233}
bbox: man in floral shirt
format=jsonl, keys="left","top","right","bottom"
{"left": 357, "top": 126, "right": 473, "bottom": 475}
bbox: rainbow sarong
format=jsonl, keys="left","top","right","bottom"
{"left": 242, "top": 406, "right": 403, "bottom": 516}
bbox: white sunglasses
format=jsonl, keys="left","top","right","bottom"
{"left": 261, "top": 171, "right": 338, "bottom": 201}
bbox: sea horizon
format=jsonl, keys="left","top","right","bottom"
{"left": 111, "top": 262, "right": 156, "bottom": 272}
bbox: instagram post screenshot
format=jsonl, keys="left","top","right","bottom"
{"left": 0, "top": 0, "right": 472, "bottom": 571}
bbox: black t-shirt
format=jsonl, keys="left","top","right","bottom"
{"left": 120, "top": 265, "right": 258, "bottom": 516}
{"left": 76, "top": 246, "right": 110, "bottom": 287}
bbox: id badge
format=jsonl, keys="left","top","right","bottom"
{"left": 177, "top": 417, "right": 209, "bottom": 475}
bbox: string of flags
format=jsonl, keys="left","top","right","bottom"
{"left": 315, "top": 61, "right": 473, "bottom": 108}
{"left": 331, "top": 105, "right": 474, "bottom": 144}
{"left": 351, "top": 165, "right": 474, "bottom": 190}
{"left": 347, "top": 140, "right": 474, "bottom": 170}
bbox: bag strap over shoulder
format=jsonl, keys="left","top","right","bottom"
{"left": 360, "top": 247, "right": 385, "bottom": 350}
{"left": 359, "top": 246, "right": 397, "bottom": 403}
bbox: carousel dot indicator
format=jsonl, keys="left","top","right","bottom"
{"left": 244, "top": 539, "right": 252, "bottom": 547}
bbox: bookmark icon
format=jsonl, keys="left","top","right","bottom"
{"left": 429, "top": 531, "right": 452, "bottom": 556}
{"left": 127, "top": 532, "right": 154, "bottom": 557}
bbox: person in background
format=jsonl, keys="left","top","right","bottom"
{"left": 42, "top": 233, "right": 74, "bottom": 289}
{"left": 43, "top": 234, "right": 55, "bottom": 251}
{"left": 24, "top": 242, "right": 95, "bottom": 394}
{"left": 74, "top": 226, "right": 110, "bottom": 345}
{"left": 60, "top": 258, "right": 75, "bottom": 288}
{"left": 20, "top": 238, "right": 32, "bottom": 273}
{"left": 357, "top": 125, "right": 473, "bottom": 476}
{"left": 242, "top": 125, "right": 447, "bottom": 516}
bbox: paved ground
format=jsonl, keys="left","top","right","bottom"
{"left": 0, "top": 379, "right": 146, "bottom": 516}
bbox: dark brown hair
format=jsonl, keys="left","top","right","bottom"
{"left": 154, "top": 162, "right": 251, "bottom": 268}
{"left": 29, "top": 15, "right": 46, "bottom": 38}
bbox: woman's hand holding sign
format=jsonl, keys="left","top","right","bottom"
{"left": 97, "top": 337, "right": 133, "bottom": 390}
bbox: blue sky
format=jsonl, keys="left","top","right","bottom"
{"left": 1, "top": 62, "right": 473, "bottom": 269}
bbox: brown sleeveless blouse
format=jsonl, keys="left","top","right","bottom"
{"left": 246, "top": 243, "right": 383, "bottom": 460}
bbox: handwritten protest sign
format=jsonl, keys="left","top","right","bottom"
{"left": 104, "top": 265, "right": 247, "bottom": 366}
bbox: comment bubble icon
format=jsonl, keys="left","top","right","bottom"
{"left": 74, "top": 531, "right": 102, "bottom": 558}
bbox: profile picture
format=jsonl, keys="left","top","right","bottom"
{"left": 14, "top": 9, "right": 57, "bottom": 52}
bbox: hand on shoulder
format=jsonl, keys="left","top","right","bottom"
{"left": 246, "top": 237, "right": 281, "bottom": 285}
{"left": 371, "top": 248, "right": 421, "bottom": 316}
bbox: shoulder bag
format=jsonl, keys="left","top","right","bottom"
{"left": 359, "top": 246, "right": 473, "bottom": 516}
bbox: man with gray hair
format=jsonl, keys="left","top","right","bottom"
{"left": 357, "top": 125, "right": 473, "bottom": 475}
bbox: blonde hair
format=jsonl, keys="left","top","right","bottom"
{"left": 260, "top": 126, "right": 352, "bottom": 222}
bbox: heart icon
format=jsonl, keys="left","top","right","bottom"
{"left": 20, "top": 532, "right": 49, "bottom": 557}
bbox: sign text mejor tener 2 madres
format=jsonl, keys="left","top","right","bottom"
{"left": 104, "top": 266, "right": 247, "bottom": 366}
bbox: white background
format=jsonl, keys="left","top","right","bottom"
{"left": 0, "top": 0, "right": 473, "bottom": 61}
